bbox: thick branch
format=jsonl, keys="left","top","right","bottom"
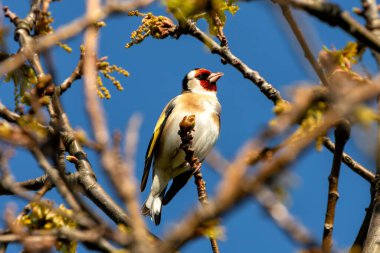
{"left": 358, "top": 1, "right": 380, "bottom": 252}
{"left": 351, "top": 196, "right": 374, "bottom": 253}
{"left": 6, "top": 21, "right": 105, "bottom": 226}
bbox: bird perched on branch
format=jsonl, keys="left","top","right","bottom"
{"left": 141, "top": 68, "right": 223, "bottom": 225}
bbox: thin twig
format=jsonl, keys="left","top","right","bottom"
{"left": 0, "top": 0, "right": 155, "bottom": 77}
{"left": 59, "top": 53, "right": 84, "bottom": 94}
{"left": 322, "top": 121, "right": 351, "bottom": 253}
{"left": 30, "top": 147, "right": 97, "bottom": 227}
{"left": 178, "top": 115, "right": 220, "bottom": 253}
{"left": 282, "top": 0, "right": 380, "bottom": 53}
{"left": 173, "top": 18, "right": 282, "bottom": 104}
{"left": 0, "top": 150, "right": 34, "bottom": 200}
{"left": 210, "top": 11, "right": 228, "bottom": 47}
{"left": 101, "top": 115, "right": 152, "bottom": 253}
{"left": 0, "top": 173, "right": 82, "bottom": 196}
{"left": 279, "top": 5, "right": 329, "bottom": 87}
{"left": 323, "top": 137, "right": 375, "bottom": 183}
{"left": 0, "top": 174, "right": 48, "bottom": 196}
{"left": 123, "top": 115, "right": 151, "bottom": 253}
{"left": 31, "top": 179, "right": 53, "bottom": 202}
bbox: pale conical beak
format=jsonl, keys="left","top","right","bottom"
{"left": 207, "top": 72, "right": 224, "bottom": 83}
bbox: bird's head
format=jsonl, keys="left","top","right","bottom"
{"left": 182, "top": 68, "right": 223, "bottom": 94}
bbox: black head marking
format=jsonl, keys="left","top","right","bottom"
{"left": 182, "top": 73, "right": 190, "bottom": 91}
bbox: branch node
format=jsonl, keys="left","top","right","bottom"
{"left": 3, "top": 6, "right": 19, "bottom": 25}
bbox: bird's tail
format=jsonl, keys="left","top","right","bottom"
{"left": 142, "top": 188, "right": 166, "bottom": 225}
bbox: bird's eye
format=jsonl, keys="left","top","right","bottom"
{"left": 196, "top": 73, "right": 209, "bottom": 80}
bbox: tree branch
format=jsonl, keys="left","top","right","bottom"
{"left": 83, "top": 0, "right": 109, "bottom": 149}
{"left": 323, "top": 137, "right": 375, "bottom": 183}
{"left": 171, "top": 15, "right": 282, "bottom": 104}
{"left": 359, "top": 0, "right": 380, "bottom": 66}
{"left": 207, "top": 150, "right": 322, "bottom": 251}
{"left": 355, "top": 1, "right": 380, "bottom": 252}
{"left": 0, "top": 173, "right": 83, "bottom": 196}
{"left": 0, "top": 227, "right": 119, "bottom": 253}
{"left": 59, "top": 53, "right": 84, "bottom": 94}
{"left": 167, "top": 15, "right": 372, "bottom": 182}
{"left": 0, "top": 0, "right": 155, "bottom": 77}
{"left": 278, "top": 4, "right": 329, "bottom": 87}
{"left": 178, "top": 115, "right": 220, "bottom": 253}
{"left": 282, "top": 0, "right": 380, "bottom": 53}
{"left": 101, "top": 116, "right": 153, "bottom": 253}
{"left": 350, "top": 196, "right": 374, "bottom": 253}
{"left": 322, "top": 121, "right": 351, "bottom": 253}
{"left": 2, "top": 0, "right": 159, "bottom": 246}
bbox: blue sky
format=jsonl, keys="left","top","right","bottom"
{"left": 0, "top": 0, "right": 376, "bottom": 252}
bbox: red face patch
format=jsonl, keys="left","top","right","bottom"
{"left": 200, "top": 80, "right": 217, "bottom": 91}
{"left": 195, "top": 69, "right": 211, "bottom": 77}
{"left": 195, "top": 69, "right": 217, "bottom": 92}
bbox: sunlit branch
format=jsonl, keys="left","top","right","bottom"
{"left": 178, "top": 115, "right": 220, "bottom": 253}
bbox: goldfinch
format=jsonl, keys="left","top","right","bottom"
{"left": 141, "top": 68, "right": 223, "bottom": 225}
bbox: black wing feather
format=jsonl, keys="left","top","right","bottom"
{"left": 162, "top": 170, "right": 193, "bottom": 205}
{"left": 140, "top": 102, "right": 175, "bottom": 192}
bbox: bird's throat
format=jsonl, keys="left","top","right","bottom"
{"left": 200, "top": 80, "right": 217, "bottom": 91}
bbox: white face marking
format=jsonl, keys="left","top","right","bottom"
{"left": 185, "top": 70, "right": 216, "bottom": 94}
{"left": 186, "top": 70, "right": 202, "bottom": 92}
